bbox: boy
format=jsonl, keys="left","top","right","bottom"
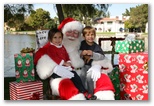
{"left": 80, "top": 26, "right": 106, "bottom": 95}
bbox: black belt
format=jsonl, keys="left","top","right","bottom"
{"left": 74, "top": 68, "right": 82, "bottom": 70}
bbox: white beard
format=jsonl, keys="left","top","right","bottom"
{"left": 63, "top": 36, "right": 81, "bottom": 53}
{"left": 63, "top": 35, "right": 84, "bottom": 68}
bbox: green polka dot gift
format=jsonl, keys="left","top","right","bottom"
{"left": 115, "top": 40, "right": 145, "bottom": 53}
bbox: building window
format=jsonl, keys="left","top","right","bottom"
{"left": 98, "top": 28, "right": 102, "bottom": 31}
{"left": 107, "top": 21, "right": 113, "bottom": 24}
{"left": 119, "top": 21, "right": 123, "bottom": 24}
{"left": 108, "top": 28, "right": 111, "bottom": 32}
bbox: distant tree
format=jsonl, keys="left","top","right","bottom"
{"left": 55, "top": 4, "right": 110, "bottom": 24}
{"left": 124, "top": 20, "right": 133, "bottom": 28}
{"left": 25, "top": 8, "right": 51, "bottom": 29}
{"left": 4, "top": 4, "right": 33, "bottom": 22}
{"left": 53, "top": 16, "right": 59, "bottom": 25}
{"left": 106, "top": 11, "right": 110, "bottom": 17}
{"left": 44, "top": 20, "right": 57, "bottom": 29}
{"left": 124, "top": 4, "right": 148, "bottom": 32}
{"left": 7, "top": 13, "right": 25, "bottom": 30}
{"left": 4, "top": 4, "right": 33, "bottom": 30}
{"left": 63, "top": 4, "right": 110, "bottom": 25}
{"left": 122, "top": 9, "right": 130, "bottom": 16}
{"left": 20, "top": 22, "right": 35, "bottom": 31}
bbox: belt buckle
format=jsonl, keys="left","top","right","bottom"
{"left": 75, "top": 68, "right": 81, "bottom": 70}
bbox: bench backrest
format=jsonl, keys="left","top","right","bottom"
{"left": 35, "top": 30, "right": 49, "bottom": 51}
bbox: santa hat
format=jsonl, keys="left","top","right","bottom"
{"left": 58, "top": 17, "right": 83, "bottom": 34}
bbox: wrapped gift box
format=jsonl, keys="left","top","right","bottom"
{"left": 115, "top": 40, "right": 145, "bottom": 53}
{"left": 9, "top": 81, "right": 43, "bottom": 100}
{"left": 14, "top": 53, "right": 35, "bottom": 82}
{"left": 119, "top": 52, "right": 148, "bottom": 100}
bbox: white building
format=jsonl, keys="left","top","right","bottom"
{"left": 93, "top": 16, "right": 130, "bottom": 33}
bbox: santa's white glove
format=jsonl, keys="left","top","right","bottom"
{"left": 87, "top": 65, "right": 101, "bottom": 81}
{"left": 64, "top": 66, "right": 72, "bottom": 71}
{"left": 53, "top": 65, "right": 74, "bottom": 79}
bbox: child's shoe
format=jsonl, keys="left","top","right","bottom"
{"left": 84, "top": 92, "right": 97, "bottom": 100}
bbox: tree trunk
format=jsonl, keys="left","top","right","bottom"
{"left": 56, "top": 4, "right": 64, "bottom": 23}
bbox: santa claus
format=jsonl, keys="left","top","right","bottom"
{"left": 34, "top": 17, "right": 115, "bottom": 100}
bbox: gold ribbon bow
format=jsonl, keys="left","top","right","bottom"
{"left": 20, "top": 47, "right": 35, "bottom": 53}
{"left": 144, "top": 62, "right": 148, "bottom": 71}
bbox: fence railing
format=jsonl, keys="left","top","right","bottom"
{"left": 98, "top": 37, "right": 125, "bottom": 67}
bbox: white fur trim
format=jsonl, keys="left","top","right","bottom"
{"left": 63, "top": 41, "right": 84, "bottom": 68}
{"left": 59, "top": 60, "right": 64, "bottom": 65}
{"left": 94, "top": 91, "right": 115, "bottom": 100}
{"left": 68, "top": 93, "right": 86, "bottom": 100}
{"left": 36, "top": 55, "right": 57, "bottom": 79}
{"left": 67, "top": 60, "right": 71, "bottom": 63}
{"left": 92, "top": 52, "right": 105, "bottom": 60}
{"left": 62, "top": 21, "right": 83, "bottom": 34}
{"left": 69, "top": 51, "right": 84, "bottom": 68}
{"left": 92, "top": 57, "right": 113, "bottom": 73}
{"left": 50, "top": 78, "right": 86, "bottom": 100}
{"left": 50, "top": 42, "right": 62, "bottom": 48}
{"left": 50, "top": 78, "right": 65, "bottom": 96}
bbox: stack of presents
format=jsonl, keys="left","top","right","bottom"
{"left": 114, "top": 39, "right": 148, "bottom": 100}
{"left": 9, "top": 48, "right": 43, "bottom": 100}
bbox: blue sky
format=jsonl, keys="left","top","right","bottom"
{"left": 34, "top": 4, "right": 141, "bottom": 18}
{"left": 107, "top": 4, "right": 141, "bottom": 16}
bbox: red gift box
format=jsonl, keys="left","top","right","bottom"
{"left": 119, "top": 52, "right": 148, "bottom": 100}
{"left": 9, "top": 80, "right": 43, "bottom": 100}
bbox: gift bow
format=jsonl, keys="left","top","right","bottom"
{"left": 125, "top": 34, "right": 136, "bottom": 41}
{"left": 29, "top": 92, "right": 40, "bottom": 100}
{"left": 143, "top": 62, "right": 148, "bottom": 71}
{"left": 20, "top": 47, "right": 35, "bottom": 53}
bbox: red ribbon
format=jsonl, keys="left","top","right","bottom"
{"left": 29, "top": 92, "right": 40, "bottom": 100}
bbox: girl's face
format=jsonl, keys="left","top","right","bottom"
{"left": 51, "top": 32, "right": 63, "bottom": 46}
{"left": 84, "top": 31, "right": 95, "bottom": 45}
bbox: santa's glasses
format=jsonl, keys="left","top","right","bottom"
{"left": 66, "top": 30, "right": 79, "bottom": 38}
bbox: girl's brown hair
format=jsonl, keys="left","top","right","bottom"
{"left": 82, "top": 26, "right": 96, "bottom": 37}
{"left": 48, "top": 28, "right": 63, "bottom": 42}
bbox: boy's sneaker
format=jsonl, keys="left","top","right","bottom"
{"left": 88, "top": 95, "right": 97, "bottom": 100}
{"left": 84, "top": 92, "right": 97, "bottom": 100}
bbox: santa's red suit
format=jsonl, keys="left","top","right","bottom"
{"left": 94, "top": 73, "right": 115, "bottom": 100}
{"left": 34, "top": 17, "right": 115, "bottom": 100}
